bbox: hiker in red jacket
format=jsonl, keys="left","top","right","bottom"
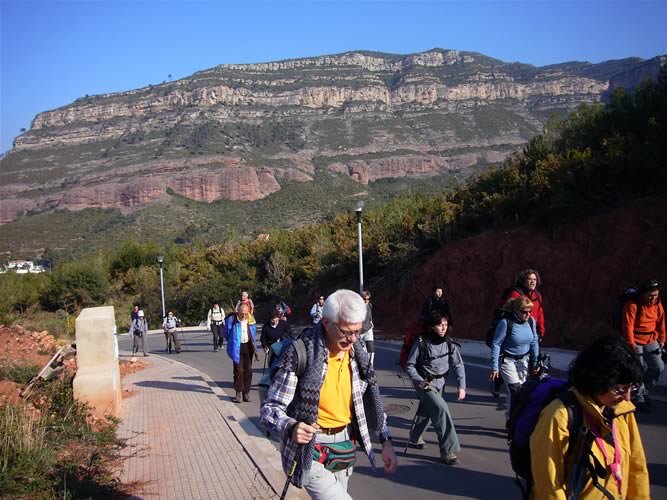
{"left": 506, "top": 269, "right": 546, "bottom": 339}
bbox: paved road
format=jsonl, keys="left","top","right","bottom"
{"left": 119, "top": 329, "right": 667, "bottom": 499}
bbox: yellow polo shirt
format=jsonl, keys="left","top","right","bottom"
{"left": 317, "top": 352, "right": 353, "bottom": 428}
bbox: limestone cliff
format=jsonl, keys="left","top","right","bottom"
{"left": 1, "top": 48, "right": 664, "bottom": 224}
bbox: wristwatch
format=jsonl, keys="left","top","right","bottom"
{"left": 379, "top": 435, "right": 392, "bottom": 445}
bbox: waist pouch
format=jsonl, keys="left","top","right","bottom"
{"left": 133, "top": 329, "right": 143, "bottom": 337}
{"left": 313, "top": 440, "right": 356, "bottom": 472}
{"left": 212, "top": 320, "right": 223, "bottom": 325}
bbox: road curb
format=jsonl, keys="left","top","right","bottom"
{"left": 135, "top": 351, "right": 308, "bottom": 500}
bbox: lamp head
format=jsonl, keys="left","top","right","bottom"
{"left": 354, "top": 200, "right": 365, "bottom": 213}
{"left": 157, "top": 255, "right": 164, "bottom": 264}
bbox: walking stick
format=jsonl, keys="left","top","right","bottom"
{"left": 262, "top": 349, "right": 269, "bottom": 376}
{"left": 280, "top": 456, "right": 299, "bottom": 500}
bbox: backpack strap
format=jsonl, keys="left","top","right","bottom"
{"left": 293, "top": 338, "right": 307, "bottom": 378}
{"left": 557, "top": 391, "right": 601, "bottom": 499}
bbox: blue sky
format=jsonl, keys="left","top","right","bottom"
{"left": 1, "top": 0, "right": 666, "bottom": 154}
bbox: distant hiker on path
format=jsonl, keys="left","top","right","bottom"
{"left": 235, "top": 291, "right": 255, "bottom": 316}
{"left": 224, "top": 303, "right": 258, "bottom": 403}
{"left": 310, "top": 294, "right": 325, "bottom": 325}
{"left": 260, "top": 289, "right": 398, "bottom": 499}
{"left": 162, "top": 311, "right": 181, "bottom": 354}
{"left": 622, "top": 279, "right": 665, "bottom": 412}
{"left": 130, "top": 309, "right": 149, "bottom": 356}
{"left": 131, "top": 305, "right": 139, "bottom": 322}
{"left": 361, "top": 290, "right": 375, "bottom": 366}
{"left": 530, "top": 336, "right": 649, "bottom": 499}
{"left": 489, "top": 296, "right": 539, "bottom": 422}
{"left": 419, "top": 286, "right": 453, "bottom": 326}
{"left": 207, "top": 302, "right": 225, "bottom": 352}
{"left": 405, "top": 310, "right": 465, "bottom": 465}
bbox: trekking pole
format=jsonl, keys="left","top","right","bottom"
{"left": 396, "top": 371, "right": 417, "bottom": 407}
{"left": 262, "top": 349, "right": 269, "bottom": 376}
{"left": 280, "top": 455, "right": 299, "bottom": 500}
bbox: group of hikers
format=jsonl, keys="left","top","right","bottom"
{"left": 129, "top": 273, "right": 664, "bottom": 499}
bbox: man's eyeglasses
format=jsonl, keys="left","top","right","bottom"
{"left": 610, "top": 384, "right": 639, "bottom": 396}
{"left": 330, "top": 323, "right": 362, "bottom": 340}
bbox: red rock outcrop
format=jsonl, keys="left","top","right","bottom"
{"left": 372, "top": 198, "right": 667, "bottom": 348}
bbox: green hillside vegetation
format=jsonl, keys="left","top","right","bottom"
{"left": 1, "top": 67, "right": 665, "bottom": 334}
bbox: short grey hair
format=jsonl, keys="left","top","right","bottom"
{"left": 322, "top": 289, "right": 367, "bottom": 324}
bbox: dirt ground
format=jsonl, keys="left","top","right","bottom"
{"left": 0, "top": 324, "right": 62, "bottom": 367}
{"left": 0, "top": 325, "right": 147, "bottom": 403}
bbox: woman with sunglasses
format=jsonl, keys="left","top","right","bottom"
{"left": 489, "top": 296, "right": 539, "bottom": 423}
{"left": 530, "top": 336, "right": 649, "bottom": 499}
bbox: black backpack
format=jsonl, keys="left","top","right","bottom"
{"left": 413, "top": 334, "right": 460, "bottom": 380}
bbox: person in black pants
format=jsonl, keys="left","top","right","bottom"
{"left": 207, "top": 302, "right": 226, "bottom": 352}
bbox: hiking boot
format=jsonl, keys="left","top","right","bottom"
{"left": 144, "top": 353, "right": 149, "bottom": 357}
{"left": 233, "top": 392, "right": 242, "bottom": 403}
{"left": 408, "top": 440, "right": 427, "bottom": 449}
{"left": 491, "top": 387, "right": 500, "bottom": 398}
{"left": 214, "top": 347, "right": 219, "bottom": 352}
{"left": 441, "top": 453, "right": 460, "bottom": 466}
{"left": 243, "top": 393, "right": 251, "bottom": 402}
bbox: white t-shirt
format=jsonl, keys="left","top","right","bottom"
{"left": 240, "top": 320, "right": 249, "bottom": 343}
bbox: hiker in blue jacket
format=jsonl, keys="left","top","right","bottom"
{"left": 405, "top": 310, "right": 466, "bottom": 465}
{"left": 489, "top": 296, "right": 539, "bottom": 422}
{"left": 224, "top": 303, "right": 258, "bottom": 403}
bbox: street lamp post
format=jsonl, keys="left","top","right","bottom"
{"left": 354, "top": 201, "right": 364, "bottom": 294}
{"left": 157, "top": 256, "right": 166, "bottom": 320}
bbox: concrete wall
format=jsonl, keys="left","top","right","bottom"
{"left": 73, "top": 306, "right": 122, "bottom": 418}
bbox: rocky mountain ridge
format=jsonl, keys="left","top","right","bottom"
{"left": 1, "top": 48, "right": 664, "bottom": 226}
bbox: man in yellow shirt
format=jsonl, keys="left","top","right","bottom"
{"left": 261, "top": 289, "right": 398, "bottom": 499}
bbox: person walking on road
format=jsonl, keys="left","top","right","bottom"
{"left": 207, "top": 302, "right": 226, "bottom": 352}
{"left": 507, "top": 269, "right": 546, "bottom": 339}
{"left": 622, "top": 279, "right": 665, "bottom": 412}
{"left": 235, "top": 291, "right": 255, "bottom": 315}
{"left": 162, "top": 311, "right": 181, "bottom": 354}
{"left": 530, "top": 336, "right": 649, "bottom": 499}
{"left": 489, "top": 296, "right": 539, "bottom": 423}
{"left": 405, "top": 310, "right": 465, "bottom": 465}
{"left": 419, "top": 286, "right": 453, "bottom": 326}
{"left": 130, "top": 309, "right": 149, "bottom": 357}
{"left": 310, "top": 294, "right": 325, "bottom": 325}
{"left": 492, "top": 269, "right": 546, "bottom": 398}
{"left": 224, "top": 303, "right": 258, "bottom": 403}
{"left": 131, "top": 305, "right": 140, "bottom": 322}
{"left": 261, "top": 309, "right": 293, "bottom": 365}
{"left": 260, "top": 289, "right": 398, "bottom": 499}
{"left": 360, "top": 291, "right": 375, "bottom": 366}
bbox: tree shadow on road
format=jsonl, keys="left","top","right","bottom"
{"left": 134, "top": 380, "right": 214, "bottom": 393}
{"left": 352, "top": 460, "right": 518, "bottom": 499}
